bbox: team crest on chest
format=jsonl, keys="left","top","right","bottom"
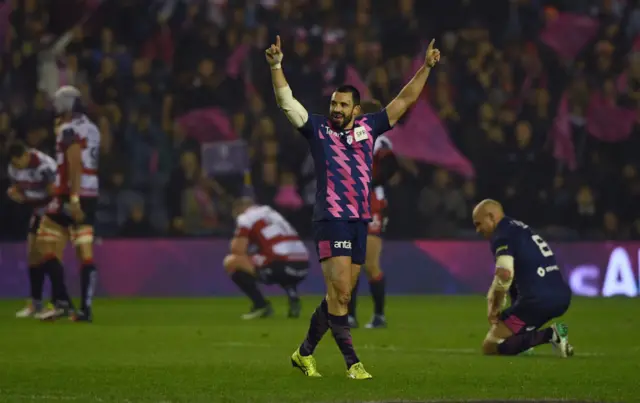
{"left": 353, "top": 126, "right": 368, "bottom": 142}
{"left": 346, "top": 135, "right": 353, "bottom": 145}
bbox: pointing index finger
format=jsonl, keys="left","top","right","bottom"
{"left": 427, "top": 39, "right": 435, "bottom": 50}
{"left": 276, "top": 35, "right": 281, "bottom": 49}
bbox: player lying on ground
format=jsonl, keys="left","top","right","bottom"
{"left": 266, "top": 35, "right": 440, "bottom": 379}
{"left": 347, "top": 99, "right": 398, "bottom": 329}
{"left": 473, "top": 199, "right": 574, "bottom": 357}
{"left": 37, "top": 86, "right": 100, "bottom": 323}
{"left": 7, "top": 141, "right": 59, "bottom": 318}
{"left": 224, "top": 197, "right": 310, "bottom": 319}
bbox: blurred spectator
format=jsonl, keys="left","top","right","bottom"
{"left": 2, "top": 0, "right": 640, "bottom": 241}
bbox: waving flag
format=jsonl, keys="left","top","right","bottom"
{"left": 387, "top": 99, "right": 475, "bottom": 178}
{"left": 548, "top": 93, "right": 577, "bottom": 171}
{"left": 540, "top": 13, "right": 600, "bottom": 60}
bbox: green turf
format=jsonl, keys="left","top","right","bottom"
{"left": 0, "top": 296, "right": 638, "bottom": 403}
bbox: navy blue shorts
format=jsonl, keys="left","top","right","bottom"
{"left": 312, "top": 220, "right": 368, "bottom": 265}
{"left": 500, "top": 295, "right": 571, "bottom": 334}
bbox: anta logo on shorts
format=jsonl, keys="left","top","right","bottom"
{"left": 333, "top": 241, "right": 352, "bottom": 249}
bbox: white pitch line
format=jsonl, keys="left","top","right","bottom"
{"left": 208, "top": 342, "right": 605, "bottom": 357}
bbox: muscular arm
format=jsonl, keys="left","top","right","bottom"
{"left": 230, "top": 236, "right": 249, "bottom": 256}
{"left": 271, "top": 67, "right": 309, "bottom": 129}
{"left": 66, "top": 143, "right": 82, "bottom": 197}
{"left": 385, "top": 65, "right": 433, "bottom": 127}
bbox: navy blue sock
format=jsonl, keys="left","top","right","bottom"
{"left": 80, "top": 263, "right": 97, "bottom": 311}
{"left": 497, "top": 328, "right": 554, "bottom": 356}
{"left": 300, "top": 299, "right": 329, "bottom": 356}
{"left": 328, "top": 313, "right": 360, "bottom": 368}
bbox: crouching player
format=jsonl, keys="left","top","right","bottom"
{"left": 224, "top": 197, "right": 309, "bottom": 319}
{"left": 473, "top": 199, "right": 574, "bottom": 357}
{"left": 347, "top": 101, "right": 396, "bottom": 329}
{"left": 7, "top": 141, "right": 58, "bottom": 317}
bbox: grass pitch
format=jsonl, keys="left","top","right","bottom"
{"left": 0, "top": 296, "right": 637, "bottom": 403}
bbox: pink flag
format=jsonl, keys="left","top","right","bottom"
{"left": 386, "top": 99, "right": 475, "bottom": 178}
{"left": 176, "top": 107, "right": 238, "bottom": 143}
{"left": 540, "top": 13, "right": 600, "bottom": 60}
{"left": 548, "top": 93, "right": 577, "bottom": 171}
{"left": 586, "top": 93, "right": 636, "bottom": 142}
{"left": 226, "top": 44, "right": 250, "bottom": 79}
{"left": 345, "top": 65, "right": 372, "bottom": 100}
{"left": 274, "top": 185, "right": 303, "bottom": 210}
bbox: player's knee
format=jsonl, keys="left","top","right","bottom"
{"left": 482, "top": 338, "right": 500, "bottom": 355}
{"left": 337, "top": 290, "right": 351, "bottom": 306}
{"left": 365, "top": 263, "right": 382, "bottom": 279}
{"left": 223, "top": 255, "right": 238, "bottom": 273}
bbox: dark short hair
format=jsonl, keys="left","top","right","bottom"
{"left": 7, "top": 141, "right": 28, "bottom": 160}
{"left": 360, "top": 99, "right": 382, "bottom": 114}
{"left": 334, "top": 85, "right": 361, "bottom": 106}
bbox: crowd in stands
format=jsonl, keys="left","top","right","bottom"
{"left": 1, "top": 0, "right": 639, "bottom": 241}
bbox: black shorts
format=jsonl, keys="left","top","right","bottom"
{"left": 312, "top": 220, "right": 368, "bottom": 265}
{"left": 500, "top": 295, "right": 571, "bottom": 334}
{"left": 257, "top": 261, "right": 308, "bottom": 286}
{"left": 45, "top": 195, "right": 98, "bottom": 228}
{"left": 28, "top": 214, "right": 43, "bottom": 235}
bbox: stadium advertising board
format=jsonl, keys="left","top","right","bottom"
{"left": 0, "top": 240, "right": 637, "bottom": 298}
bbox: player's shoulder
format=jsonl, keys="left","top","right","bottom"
{"left": 236, "top": 205, "right": 267, "bottom": 226}
{"left": 32, "top": 149, "right": 55, "bottom": 166}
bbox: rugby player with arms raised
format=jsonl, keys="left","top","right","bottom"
{"left": 266, "top": 35, "right": 440, "bottom": 378}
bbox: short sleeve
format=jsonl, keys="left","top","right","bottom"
{"left": 234, "top": 215, "right": 252, "bottom": 238}
{"left": 491, "top": 232, "right": 513, "bottom": 258}
{"left": 297, "top": 114, "right": 319, "bottom": 139}
{"left": 60, "top": 127, "right": 81, "bottom": 149}
{"left": 363, "top": 110, "right": 392, "bottom": 138}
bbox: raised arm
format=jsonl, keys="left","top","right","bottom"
{"left": 266, "top": 35, "right": 309, "bottom": 129}
{"left": 385, "top": 39, "right": 441, "bottom": 127}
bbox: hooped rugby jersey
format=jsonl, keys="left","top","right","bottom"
{"left": 55, "top": 114, "right": 100, "bottom": 197}
{"left": 7, "top": 149, "right": 57, "bottom": 215}
{"left": 235, "top": 205, "right": 309, "bottom": 267}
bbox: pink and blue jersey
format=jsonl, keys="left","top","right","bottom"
{"left": 299, "top": 111, "right": 392, "bottom": 222}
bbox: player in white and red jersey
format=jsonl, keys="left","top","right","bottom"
{"left": 7, "top": 141, "right": 58, "bottom": 318}
{"left": 347, "top": 100, "right": 399, "bottom": 329}
{"left": 37, "top": 86, "right": 100, "bottom": 323}
{"left": 223, "top": 197, "right": 310, "bottom": 320}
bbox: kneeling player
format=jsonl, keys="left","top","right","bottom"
{"left": 224, "top": 197, "right": 309, "bottom": 319}
{"left": 473, "top": 199, "right": 574, "bottom": 357}
{"left": 7, "top": 141, "right": 57, "bottom": 317}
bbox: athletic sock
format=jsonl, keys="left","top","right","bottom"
{"left": 28, "top": 265, "right": 45, "bottom": 310}
{"left": 40, "top": 256, "right": 75, "bottom": 310}
{"left": 282, "top": 284, "right": 300, "bottom": 304}
{"left": 80, "top": 261, "right": 97, "bottom": 311}
{"left": 299, "top": 299, "right": 329, "bottom": 356}
{"left": 497, "top": 328, "right": 554, "bottom": 356}
{"left": 328, "top": 313, "right": 360, "bottom": 368}
{"left": 231, "top": 271, "right": 268, "bottom": 308}
{"left": 369, "top": 272, "right": 385, "bottom": 316}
